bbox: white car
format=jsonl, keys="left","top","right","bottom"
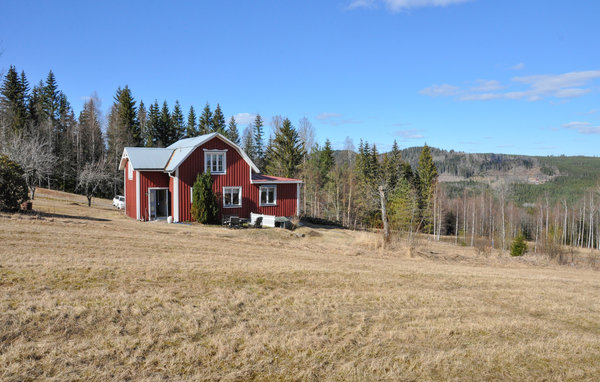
{"left": 112, "top": 195, "right": 125, "bottom": 209}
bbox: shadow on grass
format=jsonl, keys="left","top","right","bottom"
{"left": 23, "top": 210, "right": 112, "bottom": 222}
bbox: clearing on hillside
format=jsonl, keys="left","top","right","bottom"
{"left": 1, "top": 189, "right": 600, "bottom": 381}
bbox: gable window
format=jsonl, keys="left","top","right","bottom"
{"left": 128, "top": 161, "right": 133, "bottom": 180}
{"left": 259, "top": 185, "right": 277, "bottom": 206}
{"left": 204, "top": 150, "right": 226, "bottom": 174}
{"left": 223, "top": 187, "right": 241, "bottom": 208}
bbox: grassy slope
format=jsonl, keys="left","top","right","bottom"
{"left": 1, "top": 190, "right": 600, "bottom": 381}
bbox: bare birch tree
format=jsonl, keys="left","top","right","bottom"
{"left": 1, "top": 132, "right": 56, "bottom": 199}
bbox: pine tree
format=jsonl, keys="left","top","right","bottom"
{"left": 198, "top": 103, "right": 212, "bottom": 135}
{"left": 147, "top": 100, "right": 160, "bottom": 147}
{"left": 171, "top": 100, "right": 185, "bottom": 142}
{"left": 226, "top": 116, "right": 240, "bottom": 144}
{"left": 253, "top": 114, "right": 265, "bottom": 169}
{"left": 138, "top": 101, "right": 150, "bottom": 147}
{"left": 211, "top": 103, "right": 226, "bottom": 134}
{"left": 266, "top": 118, "right": 305, "bottom": 178}
{"left": 186, "top": 105, "right": 197, "bottom": 137}
{"left": 190, "top": 171, "right": 219, "bottom": 224}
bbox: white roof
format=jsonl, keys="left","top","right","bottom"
{"left": 119, "top": 133, "right": 260, "bottom": 173}
{"left": 119, "top": 147, "right": 173, "bottom": 170}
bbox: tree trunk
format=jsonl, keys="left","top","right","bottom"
{"left": 379, "top": 186, "right": 390, "bottom": 244}
{"left": 87, "top": 195, "right": 92, "bottom": 207}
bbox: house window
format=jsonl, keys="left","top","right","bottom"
{"left": 205, "top": 151, "right": 226, "bottom": 174}
{"left": 223, "top": 187, "right": 241, "bottom": 208}
{"left": 259, "top": 185, "right": 277, "bottom": 206}
{"left": 128, "top": 161, "right": 133, "bottom": 180}
{"left": 190, "top": 186, "right": 193, "bottom": 203}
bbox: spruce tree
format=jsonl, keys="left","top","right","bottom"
{"left": 211, "top": 103, "right": 226, "bottom": 134}
{"left": 266, "top": 117, "right": 305, "bottom": 178}
{"left": 319, "top": 139, "right": 334, "bottom": 184}
{"left": 253, "top": 114, "right": 265, "bottom": 169}
{"left": 138, "top": 101, "right": 150, "bottom": 147}
{"left": 0, "top": 66, "right": 29, "bottom": 134}
{"left": 171, "top": 100, "right": 185, "bottom": 142}
{"left": 186, "top": 105, "right": 197, "bottom": 137}
{"left": 385, "top": 140, "right": 402, "bottom": 190}
{"left": 190, "top": 171, "right": 219, "bottom": 224}
{"left": 27, "top": 81, "right": 45, "bottom": 132}
{"left": 156, "top": 101, "right": 172, "bottom": 147}
{"left": 147, "top": 100, "right": 160, "bottom": 146}
{"left": 198, "top": 103, "right": 212, "bottom": 135}
{"left": 227, "top": 116, "right": 240, "bottom": 144}
{"left": 242, "top": 126, "right": 254, "bottom": 160}
{"left": 417, "top": 144, "right": 438, "bottom": 233}
{"left": 115, "top": 86, "right": 140, "bottom": 146}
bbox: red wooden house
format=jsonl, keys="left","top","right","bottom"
{"left": 118, "top": 133, "right": 302, "bottom": 223}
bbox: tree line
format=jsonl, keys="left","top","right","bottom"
{"left": 0, "top": 65, "right": 449, "bottom": 242}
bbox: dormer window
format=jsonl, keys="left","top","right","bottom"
{"left": 204, "top": 150, "right": 227, "bottom": 174}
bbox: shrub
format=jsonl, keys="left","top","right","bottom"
{"left": 190, "top": 171, "right": 219, "bottom": 224}
{"left": 510, "top": 234, "right": 527, "bottom": 257}
{"left": 0, "top": 154, "right": 29, "bottom": 212}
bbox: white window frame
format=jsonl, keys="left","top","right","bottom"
{"left": 223, "top": 186, "right": 242, "bottom": 208}
{"left": 128, "top": 161, "right": 133, "bottom": 180}
{"left": 190, "top": 186, "right": 193, "bottom": 203}
{"left": 204, "top": 150, "right": 227, "bottom": 175}
{"left": 259, "top": 185, "right": 277, "bottom": 206}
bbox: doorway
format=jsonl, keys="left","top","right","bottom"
{"left": 148, "top": 188, "right": 169, "bottom": 220}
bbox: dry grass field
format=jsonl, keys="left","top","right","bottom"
{"left": 2, "top": 189, "right": 600, "bottom": 381}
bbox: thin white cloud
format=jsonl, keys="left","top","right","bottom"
{"left": 394, "top": 129, "right": 424, "bottom": 140}
{"left": 419, "top": 84, "right": 460, "bottom": 97}
{"left": 232, "top": 112, "right": 256, "bottom": 125}
{"left": 348, "top": 0, "right": 471, "bottom": 11}
{"left": 562, "top": 121, "right": 600, "bottom": 135}
{"left": 315, "top": 112, "right": 360, "bottom": 126}
{"left": 511, "top": 62, "right": 525, "bottom": 70}
{"left": 470, "top": 79, "right": 503, "bottom": 92}
{"left": 316, "top": 112, "right": 342, "bottom": 120}
{"left": 420, "top": 70, "right": 600, "bottom": 102}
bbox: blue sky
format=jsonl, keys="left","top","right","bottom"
{"left": 1, "top": 0, "right": 599, "bottom": 155}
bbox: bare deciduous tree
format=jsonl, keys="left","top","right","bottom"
{"left": 1, "top": 132, "right": 56, "bottom": 200}
{"left": 77, "top": 161, "right": 111, "bottom": 207}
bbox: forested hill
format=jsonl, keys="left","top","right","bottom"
{"left": 334, "top": 146, "right": 600, "bottom": 203}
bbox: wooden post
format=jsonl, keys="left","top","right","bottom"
{"left": 379, "top": 186, "right": 390, "bottom": 244}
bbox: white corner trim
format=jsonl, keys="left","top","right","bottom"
{"left": 296, "top": 183, "right": 300, "bottom": 216}
{"left": 173, "top": 167, "right": 180, "bottom": 222}
{"left": 136, "top": 171, "right": 141, "bottom": 220}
